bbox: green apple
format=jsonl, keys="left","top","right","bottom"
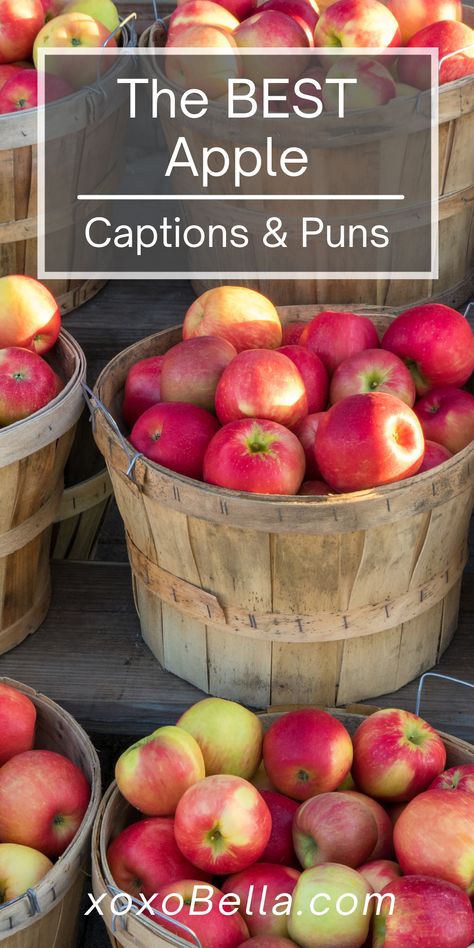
{"left": 63, "top": 0, "right": 119, "bottom": 32}
{"left": 178, "top": 698, "right": 264, "bottom": 780}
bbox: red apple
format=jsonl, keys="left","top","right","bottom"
{"left": 33, "top": 13, "right": 117, "bottom": 88}
{"left": 0, "top": 64, "right": 26, "bottom": 91}
{"left": 300, "top": 311, "right": 380, "bottom": 376}
{"left": 293, "top": 791, "right": 379, "bottom": 868}
{"left": 255, "top": 0, "right": 319, "bottom": 46}
{"left": 166, "top": 25, "right": 241, "bottom": 100}
{"left": 0, "top": 275, "right": 61, "bottom": 354}
{"left": 148, "top": 880, "right": 250, "bottom": 948}
{"left": 429, "top": 763, "right": 474, "bottom": 792}
{"left": 417, "top": 439, "right": 453, "bottom": 473}
{"left": 0, "top": 683, "right": 36, "bottom": 767}
{"left": 299, "top": 479, "right": 332, "bottom": 494}
{"left": 0, "top": 750, "right": 90, "bottom": 857}
{"left": 341, "top": 790, "right": 393, "bottom": 860}
{"left": 399, "top": 20, "right": 474, "bottom": 89}
{"left": 288, "top": 863, "right": 373, "bottom": 947}
{"left": 414, "top": 387, "right": 474, "bottom": 454}
{"left": 281, "top": 321, "right": 307, "bottom": 345}
{"left": 382, "top": 304, "right": 474, "bottom": 394}
{"left": 0, "top": 70, "right": 73, "bottom": 112}
{"left": 184, "top": 287, "right": 282, "bottom": 353}
{"left": 168, "top": 0, "right": 239, "bottom": 37}
{"left": 115, "top": 725, "right": 205, "bottom": 816}
{"left": 277, "top": 345, "right": 328, "bottom": 414}
{"left": 161, "top": 336, "right": 237, "bottom": 414}
{"left": 107, "top": 818, "right": 211, "bottom": 900}
{"left": 234, "top": 12, "right": 310, "bottom": 85}
{"left": 315, "top": 393, "right": 424, "bottom": 492}
{"left": 323, "top": 58, "right": 396, "bottom": 112}
{"left": 352, "top": 708, "right": 446, "bottom": 803}
{"left": 0, "top": 844, "right": 53, "bottom": 905}
{"left": 178, "top": 697, "right": 263, "bottom": 780}
{"left": 177, "top": 0, "right": 253, "bottom": 20}
{"left": 0, "top": 347, "right": 62, "bottom": 426}
{"left": 122, "top": 355, "right": 165, "bottom": 428}
{"left": 174, "top": 775, "right": 272, "bottom": 874}
{"left": 238, "top": 940, "right": 299, "bottom": 947}
{"left": 257, "top": 790, "right": 299, "bottom": 867}
{"left": 130, "top": 402, "right": 220, "bottom": 479}
{"left": 382, "top": 0, "right": 462, "bottom": 45}
{"left": 203, "top": 419, "right": 305, "bottom": 494}
{"left": 293, "top": 413, "right": 325, "bottom": 478}
{"left": 330, "top": 349, "right": 416, "bottom": 407}
{"left": 0, "top": 0, "right": 44, "bottom": 64}
{"left": 223, "top": 864, "right": 300, "bottom": 938}
{"left": 373, "top": 875, "right": 474, "bottom": 948}
{"left": 358, "top": 859, "right": 402, "bottom": 893}
{"left": 314, "top": 0, "right": 401, "bottom": 48}
{"left": 263, "top": 709, "right": 353, "bottom": 801}
{"left": 215, "top": 350, "right": 308, "bottom": 428}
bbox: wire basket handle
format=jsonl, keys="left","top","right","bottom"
{"left": 415, "top": 672, "right": 474, "bottom": 718}
{"left": 108, "top": 887, "right": 203, "bottom": 947}
{"left": 81, "top": 383, "right": 144, "bottom": 483}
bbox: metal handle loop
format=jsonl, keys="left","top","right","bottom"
{"left": 102, "top": 12, "right": 138, "bottom": 48}
{"left": 415, "top": 672, "right": 474, "bottom": 717}
{"left": 81, "top": 383, "right": 143, "bottom": 484}
{"left": 107, "top": 886, "right": 203, "bottom": 947}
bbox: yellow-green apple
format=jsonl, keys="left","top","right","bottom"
{"left": 341, "top": 791, "right": 393, "bottom": 860}
{"left": 0, "top": 683, "right": 36, "bottom": 766}
{"left": 62, "top": 0, "right": 120, "bottom": 32}
{"left": 0, "top": 844, "right": 53, "bottom": 904}
{"left": 399, "top": 20, "right": 474, "bottom": 89}
{"left": 107, "top": 818, "right": 212, "bottom": 899}
{"left": 215, "top": 350, "right": 308, "bottom": 428}
{"left": 351, "top": 709, "right": 446, "bottom": 803}
{"left": 0, "top": 348, "right": 62, "bottom": 426}
{"left": 255, "top": 0, "right": 319, "bottom": 46}
{"left": 237, "top": 940, "right": 299, "bottom": 947}
{"left": 357, "top": 859, "right": 401, "bottom": 893}
{"left": 417, "top": 439, "right": 452, "bottom": 473}
{"left": 394, "top": 82, "right": 419, "bottom": 98}
{"left": 149, "top": 881, "right": 249, "bottom": 948}
{"left": 203, "top": 419, "right": 306, "bottom": 494}
{"left": 293, "top": 414, "right": 325, "bottom": 478}
{"left": 263, "top": 709, "right": 353, "bottom": 801}
{"left": 223, "top": 864, "right": 300, "bottom": 939}
{"left": 0, "top": 70, "right": 73, "bottom": 112}
{"left": 0, "top": 275, "right": 60, "bottom": 354}
{"left": 161, "top": 337, "right": 237, "bottom": 414}
{"left": 277, "top": 346, "right": 328, "bottom": 415}
{"left": 165, "top": 25, "right": 241, "bottom": 100}
{"left": 429, "top": 763, "right": 474, "bottom": 791}
{"left": 0, "top": 64, "right": 27, "bottom": 91}
{"left": 0, "top": 749, "right": 90, "bottom": 857}
{"left": 0, "top": 0, "right": 44, "bottom": 64}
{"left": 372, "top": 875, "right": 474, "bottom": 948}
{"left": 293, "top": 792, "right": 378, "bottom": 869}
{"left": 414, "top": 387, "right": 474, "bottom": 455}
{"left": 299, "top": 479, "right": 332, "bottom": 494}
{"left": 184, "top": 287, "right": 282, "bottom": 352}
{"left": 323, "top": 58, "right": 396, "bottom": 112}
{"left": 257, "top": 791, "right": 299, "bottom": 867}
{"left": 130, "top": 402, "right": 220, "bottom": 479}
{"left": 330, "top": 349, "right": 416, "bottom": 407}
{"left": 382, "top": 304, "right": 474, "bottom": 394}
{"left": 33, "top": 13, "right": 116, "bottom": 88}
{"left": 394, "top": 789, "right": 474, "bottom": 894}
{"left": 122, "top": 355, "right": 165, "bottom": 429}
{"left": 315, "top": 393, "right": 425, "bottom": 492}
{"left": 168, "top": 0, "right": 239, "bottom": 38}
{"left": 174, "top": 775, "right": 272, "bottom": 874}
{"left": 177, "top": 697, "right": 263, "bottom": 779}
{"left": 234, "top": 11, "right": 310, "bottom": 85}
{"left": 282, "top": 321, "right": 306, "bottom": 346}
{"left": 177, "top": 0, "right": 253, "bottom": 20}
{"left": 314, "top": 0, "right": 401, "bottom": 48}
{"left": 115, "top": 725, "right": 205, "bottom": 816}
{"left": 300, "top": 311, "right": 379, "bottom": 376}
{"left": 383, "top": 0, "right": 461, "bottom": 45}
{"left": 288, "top": 863, "right": 373, "bottom": 947}
{"left": 337, "top": 771, "right": 356, "bottom": 790}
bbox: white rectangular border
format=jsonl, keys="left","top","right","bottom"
{"left": 37, "top": 47, "right": 439, "bottom": 281}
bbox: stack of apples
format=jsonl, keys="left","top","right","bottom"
{"left": 0, "top": 274, "right": 65, "bottom": 427}
{"left": 0, "top": 682, "right": 91, "bottom": 907}
{"left": 0, "top": 0, "right": 120, "bottom": 113}
{"left": 108, "top": 696, "right": 474, "bottom": 947}
{"left": 124, "top": 285, "right": 474, "bottom": 496}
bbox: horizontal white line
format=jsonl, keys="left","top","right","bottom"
{"left": 40, "top": 271, "right": 437, "bottom": 280}
{"left": 77, "top": 194, "right": 405, "bottom": 202}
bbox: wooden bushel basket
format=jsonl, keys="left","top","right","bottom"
{"left": 0, "top": 677, "right": 101, "bottom": 946}
{"left": 0, "top": 331, "right": 86, "bottom": 652}
{"left": 91, "top": 707, "right": 474, "bottom": 948}
{"left": 93, "top": 305, "right": 474, "bottom": 709}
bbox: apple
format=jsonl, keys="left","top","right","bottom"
{"left": 314, "top": 0, "right": 401, "bottom": 48}
{"left": 122, "top": 355, "right": 165, "bottom": 428}
{"left": 0, "top": 348, "right": 62, "bottom": 427}
{"left": 161, "top": 336, "right": 237, "bottom": 414}
{"left": 293, "top": 792, "right": 378, "bottom": 869}
{"left": 383, "top": 0, "right": 462, "bottom": 44}
{"left": 62, "top": 0, "right": 120, "bottom": 32}
{"left": 223, "top": 864, "right": 300, "bottom": 939}
{"left": 0, "top": 275, "right": 61, "bottom": 354}
{"left": 382, "top": 304, "right": 474, "bottom": 394}
{"left": 299, "top": 479, "right": 332, "bottom": 495}
{"left": 177, "top": 0, "right": 253, "bottom": 20}
{"left": 168, "top": 0, "right": 239, "bottom": 37}
{"left": 0, "top": 683, "right": 36, "bottom": 767}
{"left": 238, "top": 940, "right": 299, "bottom": 947}
{"left": 257, "top": 790, "right": 299, "bottom": 867}
{"left": 330, "top": 348, "right": 415, "bottom": 407}
{"left": 399, "top": 20, "right": 474, "bottom": 89}
{"left": 394, "top": 81, "right": 419, "bottom": 98}
{"left": 429, "top": 763, "right": 474, "bottom": 791}
{"left": 300, "top": 311, "right": 379, "bottom": 376}
{"left": 0, "top": 0, "right": 44, "bottom": 64}
{"left": 177, "top": 697, "right": 263, "bottom": 780}
{"left": 184, "top": 287, "right": 282, "bottom": 353}
{"left": 203, "top": 419, "right": 305, "bottom": 494}
{"left": 288, "top": 863, "right": 373, "bottom": 947}
{"left": 115, "top": 725, "right": 205, "bottom": 816}
{"left": 33, "top": 13, "right": 117, "bottom": 88}
{"left": 357, "top": 859, "right": 402, "bottom": 893}
{"left": 323, "top": 58, "right": 396, "bottom": 112}
{"left": 174, "top": 775, "right": 272, "bottom": 874}
{"left": 215, "top": 350, "right": 308, "bottom": 428}
{"left": 372, "top": 875, "right": 474, "bottom": 948}
{"left": 417, "top": 439, "right": 452, "bottom": 474}
{"left": 149, "top": 881, "right": 249, "bottom": 948}
{"left": 394, "top": 789, "right": 474, "bottom": 894}
{"left": 0, "top": 64, "right": 26, "bottom": 91}
{"left": 166, "top": 25, "right": 241, "bottom": 100}
{"left": 0, "top": 844, "right": 53, "bottom": 905}
{"left": 281, "top": 321, "right": 307, "bottom": 346}
{"left": 315, "top": 393, "right": 424, "bottom": 492}
{"left": 414, "top": 387, "right": 474, "bottom": 455}
{"left": 234, "top": 11, "right": 310, "bottom": 85}
{"left": 0, "top": 750, "right": 90, "bottom": 857}
{"left": 41, "top": 0, "right": 68, "bottom": 18}
{"left": 351, "top": 709, "right": 446, "bottom": 803}
{"left": 106, "top": 817, "right": 211, "bottom": 899}
{"left": 277, "top": 346, "right": 328, "bottom": 414}
{"left": 0, "top": 70, "right": 73, "bottom": 113}
{"left": 293, "top": 413, "right": 325, "bottom": 479}
{"left": 341, "top": 791, "right": 393, "bottom": 860}
{"left": 255, "top": 0, "right": 319, "bottom": 46}
{"left": 130, "top": 402, "right": 220, "bottom": 479}
{"left": 263, "top": 709, "right": 353, "bottom": 801}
